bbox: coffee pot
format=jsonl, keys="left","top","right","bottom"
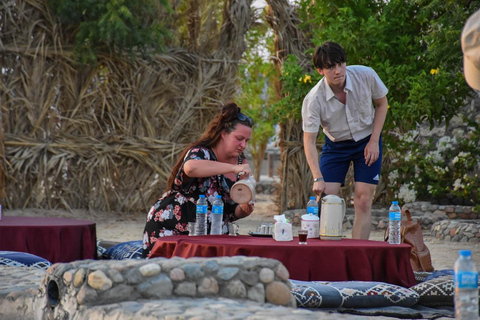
{"left": 231, "top": 175, "right": 256, "bottom": 204}
{"left": 319, "top": 195, "right": 346, "bottom": 240}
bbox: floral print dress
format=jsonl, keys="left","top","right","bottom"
{"left": 142, "top": 146, "right": 240, "bottom": 257}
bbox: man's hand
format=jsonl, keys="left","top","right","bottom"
{"left": 364, "top": 140, "right": 379, "bottom": 166}
{"left": 313, "top": 180, "right": 326, "bottom": 196}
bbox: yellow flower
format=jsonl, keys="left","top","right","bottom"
{"left": 430, "top": 68, "right": 439, "bottom": 75}
{"left": 285, "top": 72, "right": 289, "bottom": 75}
{"left": 304, "top": 74, "right": 312, "bottom": 83}
{"left": 299, "top": 77, "right": 302, "bottom": 82}
{"left": 387, "top": 105, "right": 390, "bottom": 109}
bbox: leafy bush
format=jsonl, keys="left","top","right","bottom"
{"left": 386, "top": 119, "right": 480, "bottom": 206}
{"left": 275, "top": 0, "right": 480, "bottom": 204}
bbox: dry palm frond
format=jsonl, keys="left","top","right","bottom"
{"left": 1, "top": 0, "right": 253, "bottom": 214}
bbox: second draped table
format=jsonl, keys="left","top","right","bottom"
{"left": 148, "top": 235, "right": 416, "bottom": 287}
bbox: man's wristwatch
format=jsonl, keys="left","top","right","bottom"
{"left": 313, "top": 177, "right": 324, "bottom": 182}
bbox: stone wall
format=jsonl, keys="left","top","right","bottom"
{"left": 25, "top": 256, "right": 294, "bottom": 319}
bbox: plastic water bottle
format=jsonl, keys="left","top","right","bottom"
{"left": 307, "top": 196, "right": 319, "bottom": 216}
{"left": 454, "top": 250, "right": 479, "bottom": 319}
{"left": 210, "top": 195, "right": 224, "bottom": 235}
{"left": 388, "top": 201, "right": 401, "bottom": 245}
{"left": 195, "top": 195, "right": 208, "bottom": 236}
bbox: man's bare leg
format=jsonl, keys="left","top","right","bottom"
{"left": 352, "top": 182, "right": 377, "bottom": 239}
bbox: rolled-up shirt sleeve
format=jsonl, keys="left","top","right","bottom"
{"left": 302, "top": 85, "right": 322, "bottom": 133}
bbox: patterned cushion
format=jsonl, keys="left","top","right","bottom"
{"left": 410, "top": 274, "right": 480, "bottom": 307}
{"left": 0, "top": 251, "right": 52, "bottom": 269}
{"left": 290, "top": 280, "right": 419, "bottom": 308}
{"left": 96, "top": 239, "right": 121, "bottom": 258}
{"left": 102, "top": 240, "right": 144, "bottom": 260}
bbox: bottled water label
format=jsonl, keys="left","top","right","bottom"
{"left": 389, "top": 211, "right": 401, "bottom": 220}
{"left": 455, "top": 271, "right": 479, "bottom": 289}
{"left": 212, "top": 206, "right": 223, "bottom": 214}
{"left": 196, "top": 205, "right": 207, "bottom": 214}
{"left": 307, "top": 206, "right": 318, "bottom": 215}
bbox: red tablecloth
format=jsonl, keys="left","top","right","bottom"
{"left": 149, "top": 235, "right": 416, "bottom": 287}
{"left": 0, "top": 216, "right": 96, "bottom": 263}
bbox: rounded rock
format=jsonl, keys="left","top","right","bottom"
{"left": 182, "top": 264, "right": 204, "bottom": 279}
{"left": 259, "top": 268, "right": 274, "bottom": 283}
{"left": 247, "top": 283, "right": 265, "bottom": 303}
{"left": 174, "top": 281, "right": 196, "bottom": 297}
{"left": 74, "top": 269, "right": 86, "bottom": 287}
{"left": 139, "top": 263, "right": 161, "bottom": 277}
{"left": 265, "top": 281, "right": 292, "bottom": 306}
{"left": 275, "top": 264, "right": 289, "bottom": 281}
{"left": 203, "top": 260, "right": 219, "bottom": 274}
{"left": 107, "top": 269, "right": 124, "bottom": 283}
{"left": 198, "top": 277, "right": 219, "bottom": 295}
{"left": 217, "top": 267, "right": 239, "bottom": 281}
{"left": 225, "top": 280, "right": 247, "bottom": 299}
{"left": 88, "top": 270, "right": 113, "bottom": 291}
{"left": 63, "top": 270, "right": 73, "bottom": 284}
{"left": 170, "top": 268, "right": 186, "bottom": 281}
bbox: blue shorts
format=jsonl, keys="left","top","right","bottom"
{"left": 320, "top": 135, "right": 382, "bottom": 185}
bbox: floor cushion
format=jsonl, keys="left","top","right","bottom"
{"left": 0, "top": 251, "right": 52, "bottom": 269}
{"left": 410, "top": 275, "right": 455, "bottom": 307}
{"left": 101, "top": 240, "right": 144, "bottom": 260}
{"left": 96, "top": 239, "right": 121, "bottom": 258}
{"left": 290, "top": 280, "right": 419, "bottom": 309}
{"left": 410, "top": 273, "right": 480, "bottom": 308}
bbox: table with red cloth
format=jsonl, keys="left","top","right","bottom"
{"left": 149, "top": 235, "right": 416, "bottom": 287}
{"left": 0, "top": 216, "right": 96, "bottom": 263}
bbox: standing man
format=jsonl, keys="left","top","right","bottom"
{"left": 302, "top": 42, "right": 388, "bottom": 239}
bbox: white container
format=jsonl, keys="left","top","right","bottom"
{"left": 301, "top": 213, "right": 319, "bottom": 239}
{"left": 320, "top": 195, "right": 346, "bottom": 240}
{"left": 231, "top": 176, "right": 256, "bottom": 204}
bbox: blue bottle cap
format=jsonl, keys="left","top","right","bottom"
{"left": 199, "top": 195, "right": 205, "bottom": 198}
{"left": 310, "top": 196, "right": 316, "bottom": 200}
{"left": 392, "top": 201, "right": 398, "bottom": 205}
{"left": 459, "top": 250, "right": 472, "bottom": 257}
{"left": 216, "top": 195, "right": 221, "bottom": 199}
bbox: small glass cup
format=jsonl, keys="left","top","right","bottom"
{"left": 298, "top": 229, "right": 308, "bottom": 245}
{"left": 188, "top": 222, "right": 196, "bottom": 236}
{"left": 228, "top": 223, "right": 239, "bottom": 236}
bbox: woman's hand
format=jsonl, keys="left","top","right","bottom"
{"left": 233, "top": 164, "right": 252, "bottom": 177}
{"left": 235, "top": 202, "right": 254, "bottom": 218}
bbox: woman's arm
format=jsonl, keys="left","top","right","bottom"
{"left": 183, "top": 159, "right": 251, "bottom": 178}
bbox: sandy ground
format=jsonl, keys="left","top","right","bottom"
{"left": 4, "top": 193, "right": 480, "bottom": 270}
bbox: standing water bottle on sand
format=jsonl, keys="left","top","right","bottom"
{"left": 210, "top": 195, "right": 224, "bottom": 235}
{"left": 307, "top": 196, "right": 319, "bottom": 216}
{"left": 388, "top": 201, "right": 401, "bottom": 244}
{"left": 195, "top": 195, "right": 208, "bottom": 236}
{"left": 454, "top": 250, "right": 479, "bottom": 319}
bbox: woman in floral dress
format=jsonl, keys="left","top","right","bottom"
{"left": 142, "top": 102, "right": 255, "bottom": 257}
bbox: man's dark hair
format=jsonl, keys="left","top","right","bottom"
{"left": 313, "top": 42, "right": 347, "bottom": 69}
